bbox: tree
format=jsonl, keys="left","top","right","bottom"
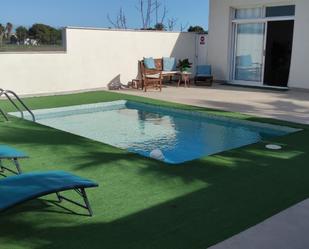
{"left": 154, "top": 22, "right": 165, "bottom": 31}
{"left": 137, "top": 0, "right": 167, "bottom": 29}
{"left": 107, "top": 0, "right": 173, "bottom": 30}
{"left": 187, "top": 25, "right": 207, "bottom": 33}
{"left": 0, "top": 24, "right": 5, "bottom": 45}
{"left": 10, "top": 34, "right": 18, "bottom": 44}
{"left": 154, "top": 0, "right": 166, "bottom": 25}
{"left": 180, "top": 22, "right": 189, "bottom": 32}
{"left": 167, "top": 18, "right": 177, "bottom": 31}
{"left": 5, "top": 22, "right": 13, "bottom": 39}
{"left": 16, "top": 26, "right": 28, "bottom": 43}
{"left": 107, "top": 7, "right": 127, "bottom": 29}
{"left": 28, "top": 23, "right": 62, "bottom": 45}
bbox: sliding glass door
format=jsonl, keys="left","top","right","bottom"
{"left": 234, "top": 23, "right": 265, "bottom": 83}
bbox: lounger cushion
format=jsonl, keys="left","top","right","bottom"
{"left": 0, "top": 145, "right": 28, "bottom": 159}
{"left": 0, "top": 171, "right": 98, "bottom": 211}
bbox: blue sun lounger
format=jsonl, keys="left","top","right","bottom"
{"left": 0, "top": 145, "right": 28, "bottom": 174}
{"left": 0, "top": 171, "right": 98, "bottom": 216}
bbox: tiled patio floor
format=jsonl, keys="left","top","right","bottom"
{"left": 120, "top": 83, "right": 309, "bottom": 124}
{"left": 208, "top": 199, "right": 309, "bottom": 249}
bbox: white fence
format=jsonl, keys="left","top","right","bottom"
{"left": 0, "top": 27, "right": 206, "bottom": 95}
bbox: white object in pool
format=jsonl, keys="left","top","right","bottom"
{"left": 266, "top": 144, "right": 282, "bottom": 150}
{"left": 150, "top": 149, "right": 165, "bottom": 161}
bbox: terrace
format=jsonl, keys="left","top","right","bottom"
{"left": 122, "top": 84, "right": 309, "bottom": 124}
{"left": 0, "top": 8, "right": 309, "bottom": 249}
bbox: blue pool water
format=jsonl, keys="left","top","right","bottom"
{"left": 12, "top": 100, "right": 298, "bottom": 164}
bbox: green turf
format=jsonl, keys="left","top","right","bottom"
{"left": 0, "top": 90, "right": 308, "bottom": 249}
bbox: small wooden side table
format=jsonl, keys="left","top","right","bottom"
{"left": 131, "top": 79, "right": 143, "bottom": 89}
{"left": 177, "top": 72, "right": 192, "bottom": 88}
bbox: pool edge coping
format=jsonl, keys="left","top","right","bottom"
{"left": 9, "top": 99, "right": 302, "bottom": 134}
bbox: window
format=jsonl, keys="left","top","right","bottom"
{"left": 235, "top": 7, "right": 263, "bottom": 19}
{"left": 266, "top": 5, "right": 295, "bottom": 17}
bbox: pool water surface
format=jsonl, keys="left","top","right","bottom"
{"left": 11, "top": 100, "right": 299, "bottom": 164}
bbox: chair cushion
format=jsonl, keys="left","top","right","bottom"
{"left": 163, "top": 57, "right": 176, "bottom": 71}
{"left": 197, "top": 65, "right": 212, "bottom": 76}
{"left": 146, "top": 73, "right": 161, "bottom": 79}
{"left": 144, "top": 57, "right": 156, "bottom": 69}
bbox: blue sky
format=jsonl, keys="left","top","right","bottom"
{"left": 0, "top": 0, "right": 209, "bottom": 31}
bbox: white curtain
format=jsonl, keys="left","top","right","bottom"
{"left": 235, "top": 8, "right": 262, "bottom": 19}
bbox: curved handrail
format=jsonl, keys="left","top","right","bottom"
{"left": 0, "top": 89, "right": 9, "bottom": 121}
{"left": 0, "top": 91, "right": 24, "bottom": 119}
{"left": 0, "top": 89, "right": 35, "bottom": 122}
{"left": 0, "top": 107, "right": 9, "bottom": 121}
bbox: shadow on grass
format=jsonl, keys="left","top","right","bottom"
{"left": 1, "top": 135, "right": 309, "bottom": 249}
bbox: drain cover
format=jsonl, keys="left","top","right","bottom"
{"left": 266, "top": 144, "right": 282, "bottom": 150}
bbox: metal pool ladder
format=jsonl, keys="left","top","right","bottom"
{"left": 0, "top": 89, "right": 35, "bottom": 122}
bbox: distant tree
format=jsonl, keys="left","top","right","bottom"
{"left": 167, "top": 18, "right": 177, "bottom": 31}
{"left": 154, "top": 0, "right": 166, "bottom": 25}
{"left": 28, "top": 23, "right": 62, "bottom": 45}
{"left": 5, "top": 22, "right": 13, "bottom": 39}
{"left": 0, "top": 24, "right": 5, "bottom": 45}
{"left": 187, "top": 25, "right": 207, "bottom": 33}
{"left": 16, "top": 26, "right": 28, "bottom": 43}
{"left": 10, "top": 34, "right": 18, "bottom": 44}
{"left": 154, "top": 22, "right": 165, "bottom": 31}
{"left": 137, "top": 0, "right": 167, "bottom": 29}
{"left": 107, "top": 7, "right": 127, "bottom": 29}
{"left": 49, "top": 28, "right": 62, "bottom": 45}
{"left": 180, "top": 22, "right": 190, "bottom": 32}
{"left": 140, "top": 27, "right": 155, "bottom": 30}
{"left": 108, "top": 0, "right": 176, "bottom": 31}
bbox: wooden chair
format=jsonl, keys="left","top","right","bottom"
{"left": 139, "top": 60, "right": 163, "bottom": 92}
{"left": 142, "top": 71, "right": 163, "bottom": 92}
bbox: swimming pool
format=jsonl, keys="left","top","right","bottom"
{"left": 11, "top": 100, "right": 299, "bottom": 164}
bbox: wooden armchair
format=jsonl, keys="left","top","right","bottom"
{"left": 139, "top": 60, "right": 163, "bottom": 92}
{"left": 142, "top": 70, "right": 163, "bottom": 92}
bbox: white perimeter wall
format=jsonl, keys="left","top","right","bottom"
{"left": 0, "top": 28, "right": 199, "bottom": 95}
{"left": 208, "top": 0, "right": 309, "bottom": 89}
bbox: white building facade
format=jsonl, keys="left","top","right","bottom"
{"left": 207, "top": 0, "right": 309, "bottom": 89}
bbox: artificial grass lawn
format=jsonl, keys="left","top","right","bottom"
{"left": 0, "top": 90, "right": 308, "bottom": 249}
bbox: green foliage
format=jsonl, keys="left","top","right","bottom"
{"left": 177, "top": 58, "right": 192, "bottom": 72}
{"left": 140, "top": 27, "right": 155, "bottom": 30}
{"left": 154, "top": 23, "right": 165, "bottom": 31}
{"left": 0, "top": 23, "right": 5, "bottom": 33}
{"left": 1, "top": 22, "right": 63, "bottom": 49}
{"left": 0, "top": 24, "right": 4, "bottom": 45}
{"left": 5, "top": 22, "right": 13, "bottom": 37}
{"left": 28, "top": 23, "right": 62, "bottom": 45}
{"left": 15, "top": 26, "right": 28, "bottom": 42}
{"left": 188, "top": 25, "right": 207, "bottom": 33}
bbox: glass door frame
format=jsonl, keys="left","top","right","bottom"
{"left": 231, "top": 19, "right": 267, "bottom": 86}
{"left": 230, "top": 15, "right": 295, "bottom": 87}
